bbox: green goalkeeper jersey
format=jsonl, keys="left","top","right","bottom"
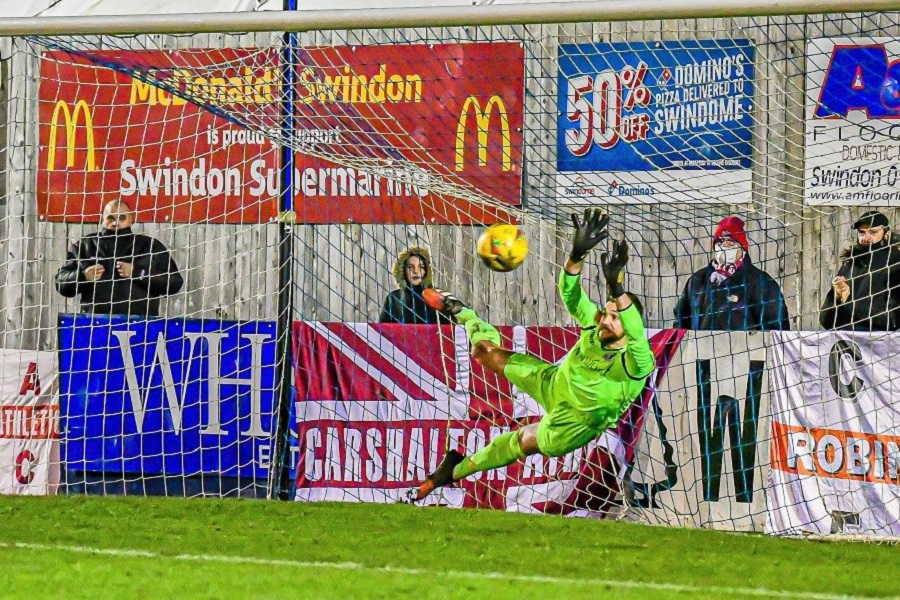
{"left": 556, "top": 269, "right": 655, "bottom": 424}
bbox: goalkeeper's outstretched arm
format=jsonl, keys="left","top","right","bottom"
{"left": 602, "top": 239, "right": 654, "bottom": 379}
{"left": 560, "top": 208, "right": 609, "bottom": 326}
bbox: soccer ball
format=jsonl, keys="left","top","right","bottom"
{"left": 476, "top": 224, "right": 528, "bottom": 272}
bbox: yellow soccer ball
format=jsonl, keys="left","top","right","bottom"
{"left": 476, "top": 224, "right": 528, "bottom": 272}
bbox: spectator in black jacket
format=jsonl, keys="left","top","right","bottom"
{"left": 379, "top": 246, "right": 446, "bottom": 324}
{"left": 673, "top": 216, "right": 790, "bottom": 331}
{"left": 820, "top": 210, "right": 900, "bottom": 331}
{"left": 56, "top": 200, "right": 183, "bottom": 317}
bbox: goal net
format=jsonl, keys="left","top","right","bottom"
{"left": 3, "top": 5, "right": 900, "bottom": 537}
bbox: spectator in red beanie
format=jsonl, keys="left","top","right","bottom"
{"left": 673, "top": 216, "right": 790, "bottom": 331}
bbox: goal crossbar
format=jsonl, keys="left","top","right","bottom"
{"left": 0, "top": 0, "right": 899, "bottom": 36}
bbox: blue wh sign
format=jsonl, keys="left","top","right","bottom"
{"left": 59, "top": 314, "right": 278, "bottom": 479}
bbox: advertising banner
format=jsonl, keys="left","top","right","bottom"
{"left": 38, "top": 42, "right": 524, "bottom": 224}
{"left": 556, "top": 40, "right": 754, "bottom": 204}
{"left": 806, "top": 39, "right": 900, "bottom": 205}
{"left": 0, "top": 349, "right": 59, "bottom": 495}
{"left": 628, "top": 331, "right": 771, "bottom": 532}
{"left": 292, "top": 322, "right": 682, "bottom": 515}
{"left": 767, "top": 331, "right": 900, "bottom": 536}
{"left": 293, "top": 42, "right": 524, "bottom": 223}
{"left": 58, "top": 314, "right": 277, "bottom": 479}
{"left": 38, "top": 49, "right": 280, "bottom": 223}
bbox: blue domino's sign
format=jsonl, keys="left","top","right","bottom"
{"left": 59, "top": 314, "right": 278, "bottom": 478}
{"left": 557, "top": 40, "right": 755, "bottom": 172}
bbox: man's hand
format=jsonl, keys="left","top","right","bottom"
{"left": 601, "top": 239, "right": 629, "bottom": 299}
{"left": 569, "top": 208, "right": 609, "bottom": 263}
{"left": 832, "top": 276, "right": 851, "bottom": 303}
{"left": 116, "top": 262, "right": 134, "bottom": 278}
{"left": 83, "top": 264, "right": 105, "bottom": 282}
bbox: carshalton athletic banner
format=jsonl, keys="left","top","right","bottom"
{"left": 767, "top": 331, "right": 900, "bottom": 536}
{"left": 38, "top": 42, "right": 523, "bottom": 224}
{"left": 292, "top": 322, "right": 682, "bottom": 515}
{"left": 0, "top": 349, "right": 59, "bottom": 496}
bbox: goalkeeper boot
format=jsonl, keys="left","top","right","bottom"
{"left": 414, "top": 449, "right": 465, "bottom": 501}
{"left": 422, "top": 288, "right": 469, "bottom": 317}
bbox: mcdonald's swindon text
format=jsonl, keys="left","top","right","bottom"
{"left": 37, "top": 43, "right": 524, "bottom": 224}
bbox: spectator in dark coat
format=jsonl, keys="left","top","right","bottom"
{"left": 673, "top": 216, "right": 790, "bottom": 331}
{"left": 379, "top": 246, "right": 446, "bottom": 324}
{"left": 820, "top": 210, "right": 900, "bottom": 331}
{"left": 55, "top": 199, "right": 183, "bottom": 318}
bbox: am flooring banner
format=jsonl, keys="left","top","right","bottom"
{"left": 59, "top": 314, "right": 277, "bottom": 479}
{"left": 556, "top": 40, "right": 754, "bottom": 205}
{"left": 767, "top": 331, "right": 900, "bottom": 536}
{"left": 292, "top": 322, "right": 682, "bottom": 515}
{"left": 805, "top": 39, "right": 900, "bottom": 206}
{"left": 0, "top": 349, "right": 59, "bottom": 495}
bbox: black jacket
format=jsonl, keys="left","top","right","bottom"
{"left": 673, "top": 255, "right": 790, "bottom": 331}
{"left": 55, "top": 228, "right": 183, "bottom": 317}
{"left": 379, "top": 286, "right": 444, "bottom": 324}
{"left": 820, "top": 241, "right": 900, "bottom": 331}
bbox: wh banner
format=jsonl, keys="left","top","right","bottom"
{"left": 59, "top": 314, "right": 277, "bottom": 480}
{"left": 0, "top": 349, "right": 59, "bottom": 495}
{"left": 628, "top": 331, "right": 771, "bottom": 532}
{"left": 556, "top": 40, "right": 754, "bottom": 204}
{"left": 768, "top": 331, "right": 900, "bottom": 536}
{"left": 293, "top": 322, "right": 682, "bottom": 515}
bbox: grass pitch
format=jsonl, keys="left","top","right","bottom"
{"left": 0, "top": 496, "right": 897, "bottom": 599}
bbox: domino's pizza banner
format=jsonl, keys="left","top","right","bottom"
{"left": 805, "top": 39, "right": 900, "bottom": 205}
{"left": 58, "top": 314, "right": 277, "bottom": 480}
{"left": 0, "top": 349, "right": 59, "bottom": 496}
{"left": 292, "top": 321, "right": 683, "bottom": 515}
{"left": 556, "top": 40, "right": 754, "bottom": 204}
{"left": 767, "top": 332, "right": 900, "bottom": 537}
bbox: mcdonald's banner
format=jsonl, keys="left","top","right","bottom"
{"left": 627, "top": 331, "right": 771, "bottom": 532}
{"left": 293, "top": 42, "right": 524, "bottom": 223}
{"left": 0, "top": 349, "right": 59, "bottom": 496}
{"left": 292, "top": 322, "right": 682, "bottom": 514}
{"left": 38, "top": 43, "right": 524, "bottom": 225}
{"left": 767, "top": 332, "right": 900, "bottom": 537}
{"left": 38, "top": 48, "right": 280, "bottom": 224}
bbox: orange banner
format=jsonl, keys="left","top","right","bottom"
{"left": 771, "top": 421, "right": 900, "bottom": 485}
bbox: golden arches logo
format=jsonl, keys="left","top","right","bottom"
{"left": 47, "top": 100, "right": 96, "bottom": 172}
{"left": 455, "top": 95, "right": 511, "bottom": 172}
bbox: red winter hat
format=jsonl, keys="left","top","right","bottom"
{"left": 713, "top": 216, "right": 749, "bottom": 251}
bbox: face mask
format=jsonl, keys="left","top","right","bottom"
{"left": 714, "top": 245, "right": 741, "bottom": 265}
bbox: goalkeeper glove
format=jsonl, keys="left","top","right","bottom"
{"left": 600, "top": 239, "right": 629, "bottom": 299}
{"left": 569, "top": 208, "right": 609, "bottom": 263}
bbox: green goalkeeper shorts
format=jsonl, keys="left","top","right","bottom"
{"left": 503, "top": 353, "right": 604, "bottom": 458}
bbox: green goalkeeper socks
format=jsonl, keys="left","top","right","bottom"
{"left": 452, "top": 430, "right": 525, "bottom": 480}
{"left": 456, "top": 308, "right": 501, "bottom": 346}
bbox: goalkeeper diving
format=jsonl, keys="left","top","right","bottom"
{"left": 414, "top": 209, "right": 654, "bottom": 501}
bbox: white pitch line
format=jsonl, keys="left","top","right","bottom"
{"left": 0, "top": 541, "right": 890, "bottom": 600}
